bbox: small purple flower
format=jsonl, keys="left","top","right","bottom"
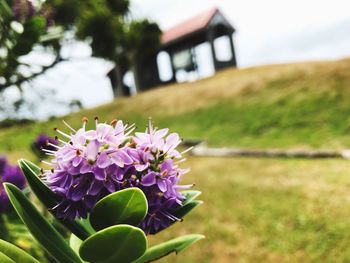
{"left": 44, "top": 118, "right": 193, "bottom": 234}
{"left": 3, "top": 165, "right": 26, "bottom": 189}
{"left": 31, "top": 134, "right": 58, "bottom": 159}
{"left": 0, "top": 157, "right": 26, "bottom": 213}
{"left": 12, "top": 0, "right": 35, "bottom": 23}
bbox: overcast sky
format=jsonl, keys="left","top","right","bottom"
{"left": 19, "top": 0, "right": 350, "bottom": 118}
{"left": 131, "top": 0, "right": 350, "bottom": 66}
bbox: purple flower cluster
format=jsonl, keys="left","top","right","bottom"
{"left": 12, "top": 0, "right": 54, "bottom": 27}
{"left": 0, "top": 157, "right": 26, "bottom": 213}
{"left": 12, "top": 0, "right": 35, "bottom": 23}
{"left": 44, "top": 118, "right": 192, "bottom": 234}
{"left": 31, "top": 134, "right": 58, "bottom": 158}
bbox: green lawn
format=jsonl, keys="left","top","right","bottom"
{"left": 154, "top": 157, "right": 350, "bottom": 263}
{"left": 2, "top": 59, "right": 350, "bottom": 157}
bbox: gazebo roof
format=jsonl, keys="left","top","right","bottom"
{"left": 162, "top": 7, "right": 233, "bottom": 45}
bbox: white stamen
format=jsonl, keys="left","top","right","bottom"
{"left": 42, "top": 149, "right": 56, "bottom": 154}
{"left": 58, "top": 139, "right": 68, "bottom": 145}
{"left": 47, "top": 143, "right": 60, "bottom": 149}
{"left": 175, "top": 184, "right": 194, "bottom": 189}
{"left": 43, "top": 152, "right": 55, "bottom": 156}
{"left": 124, "top": 123, "right": 136, "bottom": 132}
{"left": 181, "top": 146, "right": 193, "bottom": 155}
{"left": 147, "top": 117, "right": 153, "bottom": 133}
{"left": 41, "top": 160, "right": 53, "bottom": 166}
{"left": 175, "top": 158, "right": 187, "bottom": 164}
{"left": 125, "top": 127, "right": 136, "bottom": 137}
{"left": 62, "top": 120, "right": 77, "bottom": 133}
{"left": 55, "top": 129, "right": 72, "bottom": 139}
{"left": 82, "top": 118, "right": 88, "bottom": 130}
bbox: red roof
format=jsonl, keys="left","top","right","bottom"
{"left": 161, "top": 7, "right": 219, "bottom": 44}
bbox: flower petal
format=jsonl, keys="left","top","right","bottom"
{"left": 141, "top": 172, "right": 157, "bottom": 186}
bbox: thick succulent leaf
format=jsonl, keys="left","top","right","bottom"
{"left": 18, "top": 159, "right": 60, "bottom": 207}
{"left": 69, "top": 234, "right": 83, "bottom": 256}
{"left": 90, "top": 188, "right": 148, "bottom": 231}
{"left": 180, "top": 190, "right": 202, "bottom": 205}
{"left": 79, "top": 225, "right": 147, "bottom": 263}
{"left": 0, "top": 252, "right": 15, "bottom": 263}
{"left": 0, "top": 239, "right": 39, "bottom": 263}
{"left": 20, "top": 159, "right": 41, "bottom": 177}
{"left": 4, "top": 183, "right": 82, "bottom": 263}
{"left": 167, "top": 190, "right": 203, "bottom": 223}
{"left": 173, "top": 200, "right": 203, "bottom": 219}
{"left": 133, "top": 234, "right": 204, "bottom": 263}
{"left": 70, "top": 235, "right": 87, "bottom": 263}
{"left": 18, "top": 159, "right": 92, "bottom": 240}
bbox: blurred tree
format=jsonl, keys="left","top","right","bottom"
{"left": 0, "top": 0, "right": 77, "bottom": 91}
{"left": 0, "top": 0, "right": 161, "bottom": 104}
{"left": 0, "top": 0, "right": 84, "bottom": 117}
{"left": 76, "top": 0, "right": 161, "bottom": 95}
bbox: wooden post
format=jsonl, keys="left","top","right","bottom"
{"left": 208, "top": 29, "right": 219, "bottom": 72}
{"left": 107, "top": 66, "right": 129, "bottom": 98}
{"left": 228, "top": 33, "right": 237, "bottom": 67}
{"left": 168, "top": 51, "right": 177, "bottom": 83}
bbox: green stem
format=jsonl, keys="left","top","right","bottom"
{"left": 0, "top": 214, "right": 10, "bottom": 241}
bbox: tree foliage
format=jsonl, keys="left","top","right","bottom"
{"left": 0, "top": 0, "right": 161, "bottom": 107}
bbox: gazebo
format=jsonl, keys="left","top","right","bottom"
{"left": 137, "top": 7, "right": 237, "bottom": 91}
{"left": 110, "top": 7, "right": 237, "bottom": 96}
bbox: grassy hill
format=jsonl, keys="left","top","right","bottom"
{"left": 3, "top": 58, "right": 350, "bottom": 160}
{"left": 3, "top": 59, "right": 350, "bottom": 262}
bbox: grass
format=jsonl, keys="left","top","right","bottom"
{"left": 152, "top": 157, "right": 350, "bottom": 263}
{"left": 3, "top": 58, "right": 350, "bottom": 156}
{"left": 2, "top": 58, "right": 350, "bottom": 262}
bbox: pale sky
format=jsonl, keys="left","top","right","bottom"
{"left": 14, "top": 0, "right": 350, "bottom": 118}
{"left": 131, "top": 0, "right": 350, "bottom": 66}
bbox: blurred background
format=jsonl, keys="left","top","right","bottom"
{"left": 2, "top": 0, "right": 350, "bottom": 262}
{"left": 2, "top": 0, "right": 350, "bottom": 118}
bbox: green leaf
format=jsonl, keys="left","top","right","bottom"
{"left": 18, "top": 159, "right": 92, "bottom": 240}
{"left": 173, "top": 200, "right": 203, "bottom": 219}
{"left": 180, "top": 190, "right": 202, "bottom": 205}
{"left": 133, "top": 234, "right": 204, "bottom": 263}
{"left": 90, "top": 188, "right": 148, "bottom": 231}
{"left": 20, "top": 159, "right": 41, "bottom": 176}
{"left": 79, "top": 225, "right": 147, "bottom": 263}
{"left": 29, "top": 16, "right": 46, "bottom": 33}
{"left": 69, "top": 234, "right": 83, "bottom": 256}
{"left": 4, "top": 183, "right": 82, "bottom": 263}
{"left": 169, "top": 190, "right": 202, "bottom": 222}
{"left": 0, "top": 239, "right": 39, "bottom": 263}
{"left": 70, "top": 235, "right": 87, "bottom": 263}
{"left": 0, "top": 252, "right": 15, "bottom": 263}
{"left": 0, "top": 0, "right": 12, "bottom": 19}
{"left": 18, "top": 159, "right": 60, "bottom": 208}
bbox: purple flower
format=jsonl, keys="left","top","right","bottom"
{"left": 0, "top": 157, "right": 26, "bottom": 213}
{"left": 44, "top": 118, "right": 192, "bottom": 234}
{"left": 44, "top": 118, "right": 135, "bottom": 219}
{"left": 32, "top": 134, "right": 58, "bottom": 158}
{"left": 134, "top": 122, "right": 182, "bottom": 158}
{"left": 12, "top": 0, "right": 35, "bottom": 23}
{"left": 132, "top": 120, "right": 190, "bottom": 234}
